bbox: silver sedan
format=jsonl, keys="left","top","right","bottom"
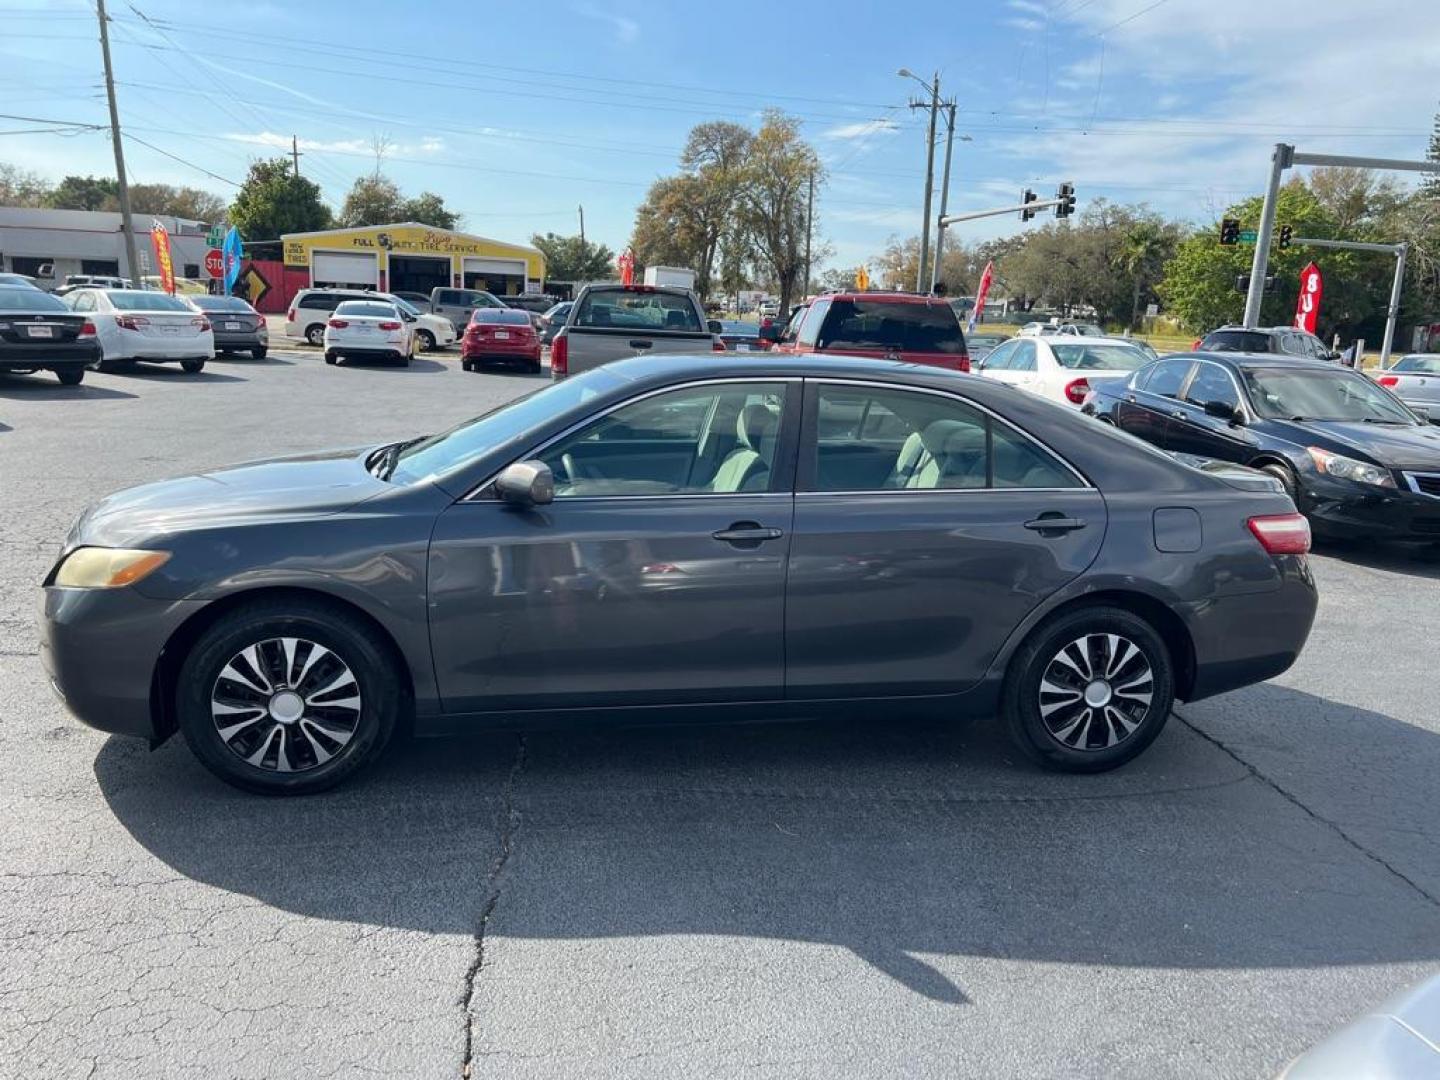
{"left": 1374, "top": 354, "right": 1440, "bottom": 422}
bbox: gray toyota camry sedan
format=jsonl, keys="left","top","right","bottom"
{"left": 41, "top": 354, "right": 1318, "bottom": 794}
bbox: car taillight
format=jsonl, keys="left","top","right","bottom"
{"left": 378, "top": 321, "right": 402, "bottom": 330}
{"left": 956, "top": 352, "right": 971, "bottom": 373}
{"left": 760, "top": 317, "right": 774, "bottom": 329}
{"left": 328, "top": 318, "right": 349, "bottom": 329}
{"left": 287, "top": 308, "right": 296, "bottom": 322}
{"left": 115, "top": 315, "right": 149, "bottom": 331}
{"left": 79, "top": 320, "right": 95, "bottom": 337}
{"left": 551, "top": 333, "right": 567, "bottom": 376}
{"left": 1191, "top": 338, "right": 1202, "bottom": 350}
{"left": 1377, "top": 375, "right": 1399, "bottom": 387}
{"left": 192, "top": 317, "right": 210, "bottom": 331}
{"left": 1247, "top": 513, "right": 1311, "bottom": 555}
{"left": 712, "top": 337, "right": 727, "bottom": 352}
{"left": 1064, "top": 377, "right": 1090, "bottom": 404}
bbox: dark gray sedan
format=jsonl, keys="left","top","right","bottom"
{"left": 40, "top": 354, "right": 1318, "bottom": 794}
{"left": 189, "top": 295, "right": 268, "bottom": 359}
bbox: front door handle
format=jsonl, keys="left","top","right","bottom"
{"left": 1170, "top": 409, "right": 1188, "bottom": 419}
{"left": 712, "top": 522, "right": 783, "bottom": 545}
{"left": 1124, "top": 393, "right": 1137, "bottom": 402}
{"left": 629, "top": 339, "right": 654, "bottom": 349}
{"left": 1023, "top": 515, "right": 1087, "bottom": 534}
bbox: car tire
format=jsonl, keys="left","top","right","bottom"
{"left": 415, "top": 330, "right": 435, "bottom": 351}
{"left": 251, "top": 347, "right": 268, "bottom": 360}
{"left": 181, "top": 359, "right": 206, "bottom": 374}
{"left": 1001, "top": 605, "right": 1175, "bottom": 773}
{"left": 324, "top": 352, "right": 339, "bottom": 365}
{"left": 529, "top": 360, "right": 542, "bottom": 374}
{"left": 175, "top": 598, "right": 402, "bottom": 795}
{"left": 461, "top": 360, "right": 473, "bottom": 372}
{"left": 1258, "top": 462, "right": 1300, "bottom": 504}
{"left": 55, "top": 368, "right": 85, "bottom": 386}
{"left": 305, "top": 325, "right": 326, "bottom": 346}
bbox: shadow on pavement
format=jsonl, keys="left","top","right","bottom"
{"left": 109, "top": 366, "right": 246, "bottom": 384}
{"left": 1314, "top": 537, "right": 1440, "bottom": 579}
{"left": 94, "top": 688, "right": 1440, "bottom": 1004}
{"left": 336, "top": 357, "right": 449, "bottom": 373}
{"left": 211, "top": 352, "right": 296, "bottom": 366}
{"left": 0, "top": 375, "right": 136, "bottom": 400}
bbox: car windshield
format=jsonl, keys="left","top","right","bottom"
{"left": 1393, "top": 355, "right": 1440, "bottom": 374}
{"left": 1051, "top": 343, "right": 1150, "bottom": 371}
{"left": 389, "top": 366, "right": 626, "bottom": 485}
{"left": 474, "top": 309, "right": 532, "bottom": 325}
{"left": 106, "top": 291, "right": 193, "bottom": 311}
{"left": 574, "top": 288, "right": 702, "bottom": 331}
{"left": 335, "top": 301, "right": 398, "bottom": 317}
{"left": 390, "top": 298, "right": 421, "bottom": 316}
{"left": 817, "top": 299, "right": 964, "bottom": 353}
{"left": 1242, "top": 368, "right": 1419, "bottom": 423}
{"left": 1206, "top": 330, "right": 1271, "bottom": 352}
{"left": 191, "top": 296, "right": 253, "bottom": 312}
{"left": 0, "top": 288, "right": 67, "bottom": 311}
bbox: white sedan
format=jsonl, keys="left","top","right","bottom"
{"left": 386, "top": 295, "right": 456, "bottom": 351}
{"left": 62, "top": 288, "right": 213, "bottom": 373}
{"left": 322, "top": 300, "right": 415, "bottom": 367}
{"left": 976, "top": 335, "right": 1152, "bottom": 407}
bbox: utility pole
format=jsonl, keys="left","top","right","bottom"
{"left": 578, "top": 204, "right": 585, "bottom": 244}
{"left": 929, "top": 102, "right": 958, "bottom": 293}
{"left": 291, "top": 135, "right": 303, "bottom": 177}
{"left": 908, "top": 72, "right": 941, "bottom": 293}
{"left": 96, "top": 0, "right": 140, "bottom": 286}
{"left": 803, "top": 169, "right": 815, "bottom": 298}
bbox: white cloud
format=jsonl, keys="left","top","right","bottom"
{"left": 1004, "top": 16, "right": 1045, "bottom": 32}
{"left": 224, "top": 131, "right": 446, "bottom": 157}
{"left": 571, "top": 2, "right": 639, "bottom": 43}
{"left": 822, "top": 119, "right": 900, "bottom": 141}
{"left": 1007, "top": 0, "right": 1049, "bottom": 14}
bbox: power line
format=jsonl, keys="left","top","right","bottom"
{"left": 121, "top": 133, "right": 241, "bottom": 186}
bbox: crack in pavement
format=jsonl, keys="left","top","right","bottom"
{"left": 1173, "top": 708, "right": 1440, "bottom": 909}
{"left": 460, "top": 734, "right": 527, "bottom": 1079}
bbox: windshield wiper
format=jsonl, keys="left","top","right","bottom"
{"left": 1359, "top": 417, "right": 1412, "bottom": 424}
{"left": 369, "top": 438, "right": 422, "bottom": 481}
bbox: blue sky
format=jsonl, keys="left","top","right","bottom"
{"left": 3, "top": 0, "right": 1437, "bottom": 275}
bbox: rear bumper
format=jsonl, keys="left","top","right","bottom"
{"left": 213, "top": 330, "right": 267, "bottom": 349}
{"left": 39, "top": 586, "right": 203, "bottom": 740}
{"left": 462, "top": 344, "right": 541, "bottom": 361}
{"left": 0, "top": 341, "right": 101, "bottom": 369}
{"left": 109, "top": 337, "right": 213, "bottom": 361}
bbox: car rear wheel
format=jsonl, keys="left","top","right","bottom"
{"left": 176, "top": 599, "right": 401, "bottom": 795}
{"left": 251, "top": 347, "right": 268, "bottom": 360}
{"left": 55, "top": 368, "right": 84, "bottom": 386}
{"left": 181, "top": 359, "right": 205, "bottom": 374}
{"left": 415, "top": 330, "right": 435, "bottom": 351}
{"left": 324, "top": 352, "right": 339, "bottom": 365}
{"left": 1001, "top": 605, "right": 1174, "bottom": 773}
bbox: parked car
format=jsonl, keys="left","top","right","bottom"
{"left": 965, "top": 332, "right": 1008, "bottom": 363}
{"left": 1373, "top": 354, "right": 1440, "bottom": 422}
{"left": 429, "top": 286, "right": 508, "bottom": 335}
{"left": 387, "top": 296, "right": 455, "bottom": 351}
{"left": 0, "top": 272, "right": 41, "bottom": 290}
{"left": 977, "top": 335, "right": 1151, "bottom": 407}
{"left": 550, "top": 283, "right": 718, "bottom": 380}
{"left": 0, "top": 284, "right": 100, "bottom": 385}
{"left": 758, "top": 300, "right": 779, "bottom": 318}
{"left": 62, "top": 288, "right": 212, "bottom": 373}
{"left": 768, "top": 302, "right": 809, "bottom": 352}
{"left": 390, "top": 291, "right": 433, "bottom": 312}
{"left": 715, "top": 320, "right": 767, "bottom": 352}
{"left": 322, "top": 299, "right": 414, "bottom": 367}
{"left": 1280, "top": 973, "right": 1440, "bottom": 1079}
{"left": 461, "top": 308, "right": 541, "bottom": 373}
{"left": 58, "top": 274, "right": 131, "bottom": 292}
{"left": 41, "top": 352, "right": 1316, "bottom": 794}
{"left": 1198, "top": 325, "right": 1340, "bottom": 362}
{"left": 286, "top": 288, "right": 453, "bottom": 351}
{"left": 1019, "top": 321, "right": 1105, "bottom": 338}
{"left": 538, "top": 301, "right": 572, "bottom": 346}
{"left": 188, "top": 295, "right": 268, "bottom": 359}
{"left": 784, "top": 292, "right": 969, "bottom": 371}
{"left": 1084, "top": 352, "right": 1440, "bottom": 540}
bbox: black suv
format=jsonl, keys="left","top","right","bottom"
{"left": 1198, "top": 325, "right": 1340, "bottom": 362}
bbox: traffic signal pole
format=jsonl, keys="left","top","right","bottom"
{"left": 928, "top": 102, "right": 958, "bottom": 294}
{"left": 1292, "top": 236, "right": 1409, "bottom": 367}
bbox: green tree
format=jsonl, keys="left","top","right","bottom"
{"left": 0, "top": 162, "right": 52, "bottom": 207}
{"left": 1423, "top": 102, "right": 1440, "bottom": 200}
{"left": 227, "top": 158, "right": 331, "bottom": 240}
{"left": 401, "top": 191, "right": 460, "bottom": 230}
{"left": 127, "top": 182, "right": 225, "bottom": 221}
{"left": 735, "top": 111, "right": 820, "bottom": 316}
{"left": 530, "top": 232, "right": 615, "bottom": 282}
{"left": 631, "top": 174, "right": 709, "bottom": 273}
{"left": 338, "top": 175, "right": 404, "bottom": 227}
{"left": 48, "top": 174, "right": 118, "bottom": 211}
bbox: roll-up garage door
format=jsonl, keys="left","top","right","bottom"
{"left": 312, "top": 251, "right": 379, "bottom": 289}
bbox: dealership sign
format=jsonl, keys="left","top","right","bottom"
{"left": 1294, "top": 262, "right": 1322, "bottom": 335}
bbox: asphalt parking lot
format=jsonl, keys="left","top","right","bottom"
{"left": 3, "top": 347, "right": 1440, "bottom": 1079}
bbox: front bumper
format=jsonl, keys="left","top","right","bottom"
{"left": 1302, "top": 474, "right": 1440, "bottom": 540}
{"left": 39, "top": 586, "right": 202, "bottom": 739}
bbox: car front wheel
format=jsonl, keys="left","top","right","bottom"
{"left": 176, "top": 599, "right": 401, "bottom": 795}
{"left": 56, "top": 368, "right": 85, "bottom": 386}
{"left": 305, "top": 325, "right": 325, "bottom": 346}
{"left": 1001, "top": 605, "right": 1174, "bottom": 773}
{"left": 415, "top": 330, "right": 435, "bottom": 351}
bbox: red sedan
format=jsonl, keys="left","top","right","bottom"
{"left": 461, "top": 309, "right": 542, "bottom": 373}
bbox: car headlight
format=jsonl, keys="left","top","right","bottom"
{"left": 1306, "top": 447, "right": 1395, "bottom": 488}
{"left": 53, "top": 547, "right": 170, "bottom": 588}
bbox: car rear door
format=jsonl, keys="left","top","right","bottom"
{"left": 1164, "top": 360, "right": 1256, "bottom": 462}
{"left": 1113, "top": 357, "right": 1193, "bottom": 450}
{"left": 784, "top": 379, "right": 1105, "bottom": 699}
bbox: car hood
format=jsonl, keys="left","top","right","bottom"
{"left": 1264, "top": 418, "right": 1440, "bottom": 466}
{"left": 72, "top": 446, "right": 389, "bottom": 548}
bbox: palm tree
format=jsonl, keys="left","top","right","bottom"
{"left": 1118, "top": 222, "right": 1169, "bottom": 331}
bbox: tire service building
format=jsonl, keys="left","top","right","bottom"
{"left": 280, "top": 223, "right": 546, "bottom": 296}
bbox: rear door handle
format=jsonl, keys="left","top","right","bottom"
{"left": 712, "top": 522, "right": 783, "bottom": 544}
{"left": 1124, "top": 393, "right": 1137, "bottom": 402}
{"left": 629, "top": 339, "right": 654, "bottom": 349}
{"left": 1023, "top": 516, "right": 1087, "bottom": 534}
{"left": 1170, "top": 409, "right": 1188, "bottom": 419}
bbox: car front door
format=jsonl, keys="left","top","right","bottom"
{"left": 1165, "top": 361, "right": 1256, "bottom": 463}
{"left": 427, "top": 379, "right": 797, "bottom": 713}
{"left": 784, "top": 380, "right": 1106, "bottom": 699}
{"left": 1113, "top": 357, "right": 1193, "bottom": 449}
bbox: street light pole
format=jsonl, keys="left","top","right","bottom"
{"left": 929, "top": 102, "right": 958, "bottom": 293}
{"left": 900, "top": 68, "right": 940, "bottom": 293}
{"left": 95, "top": 0, "right": 141, "bottom": 286}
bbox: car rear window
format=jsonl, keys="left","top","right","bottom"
{"left": 191, "top": 296, "right": 254, "bottom": 312}
{"left": 1394, "top": 355, "right": 1440, "bottom": 374}
{"left": 1204, "top": 330, "right": 1271, "bottom": 352}
{"left": 573, "top": 289, "right": 702, "bottom": 332}
{"left": 334, "top": 301, "right": 398, "bottom": 317}
{"left": 1051, "top": 343, "right": 1150, "bottom": 371}
{"left": 107, "top": 291, "right": 194, "bottom": 312}
{"left": 0, "top": 289, "right": 67, "bottom": 312}
{"left": 474, "top": 309, "right": 532, "bottom": 325}
{"left": 817, "top": 299, "right": 964, "bottom": 354}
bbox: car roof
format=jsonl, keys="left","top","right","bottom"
{"left": 1167, "top": 351, "right": 1339, "bottom": 371}
{"left": 820, "top": 291, "right": 948, "bottom": 305}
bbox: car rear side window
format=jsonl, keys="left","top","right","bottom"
{"left": 1010, "top": 340, "right": 1037, "bottom": 372}
{"left": 1144, "top": 358, "right": 1192, "bottom": 399}
{"left": 1182, "top": 364, "right": 1241, "bottom": 410}
{"left": 573, "top": 289, "right": 702, "bottom": 331}
{"left": 1205, "top": 330, "right": 1270, "bottom": 352}
{"left": 817, "top": 300, "right": 964, "bottom": 354}
{"left": 300, "top": 293, "right": 340, "bottom": 310}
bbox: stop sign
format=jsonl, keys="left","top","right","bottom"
{"left": 204, "top": 248, "right": 224, "bottom": 278}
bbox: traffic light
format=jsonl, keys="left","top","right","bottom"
{"left": 1055, "top": 181, "right": 1076, "bottom": 219}
{"left": 1219, "top": 218, "right": 1241, "bottom": 245}
{"left": 1234, "top": 273, "right": 1276, "bottom": 293}
{"left": 1020, "top": 189, "right": 1038, "bottom": 221}
{"left": 1278, "top": 224, "right": 1293, "bottom": 249}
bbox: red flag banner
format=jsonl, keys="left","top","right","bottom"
{"left": 969, "top": 260, "right": 995, "bottom": 332}
{"left": 617, "top": 249, "right": 634, "bottom": 286}
{"left": 150, "top": 220, "right": 175, "bottom": 295}
{"left": 1294, "top": 261, "right": 1322, "bottom": 335}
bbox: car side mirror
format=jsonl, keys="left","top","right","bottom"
{"left": 495, "top": 460, "right": 554, "bottom": 507}
{"left": 707, "top": 319, "right": 723, "bottom": 335}
{"left": 1203, "top": 400, "right": 1242, "bottom": 424}
{"left": 403, "top": 313, "right": 417, "bottom": 323}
